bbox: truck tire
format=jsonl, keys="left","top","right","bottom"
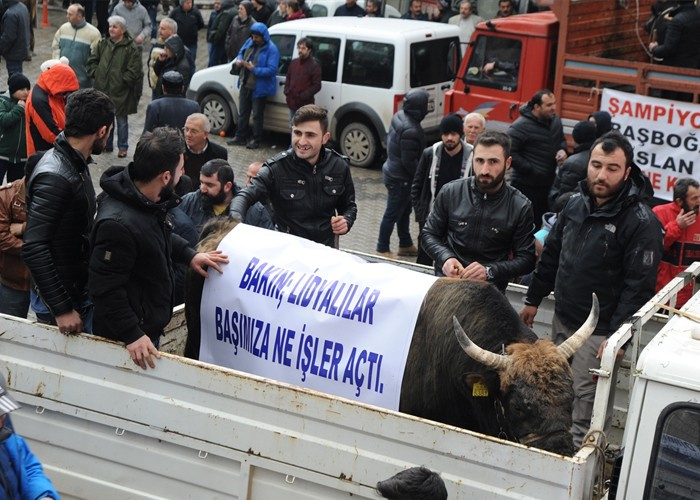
{"left": 200, "top": 93, "right": 232, "bottom": 134}
{"left": 339, "top": 121, "right": 377, "bottom": 168}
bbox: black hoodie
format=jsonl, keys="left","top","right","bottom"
{"left": 382, "top": 89, "right": 429, "bottom": 183}
{"left": 89, "top": 165, "right": 196, "bottom": 345}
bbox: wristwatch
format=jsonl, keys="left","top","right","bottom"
{"left": 485, "top": 266, "right": 494, "bottom": 281}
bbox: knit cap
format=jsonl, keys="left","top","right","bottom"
{"left": 8, "top": 73, "right": 31, "bottom": 94}
{"left": 439, "top": 113, "right": 464, "bottom": 136}
{"left": 572, "top": 120, "right": 597, "bottom": 146}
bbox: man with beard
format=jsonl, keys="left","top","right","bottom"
{"left": 411, "top": 114, "right": 473, "bottom": 266}
{"left": 652, "top": 177, "right": 700, "bottom": 307}
{"left": 22, "top": 89, "right": 114, "bottom": 335}
{"left": 89, "top": 127, "right": 229, "bottom": 370}
{"left": 421, "top": 130, "right": 535, "bottom": 290}
{"left": 180, "top": 158, "right": 273, "bottom": 234}
{"left": 182, "top": 113, "right": 227, "bottom": 190}
{"left": 520, "top": 131, "right": 663, "bottom": 448}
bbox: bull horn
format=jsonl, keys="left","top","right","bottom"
{"left": 453, "top": 316, "right": 511, "bottom": 371}
{"left": 557, "top": 293, "right": 599, "bottom": 359}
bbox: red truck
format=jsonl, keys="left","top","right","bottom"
{"left": 445, "top": 0, "right": 700, "bottom": 199}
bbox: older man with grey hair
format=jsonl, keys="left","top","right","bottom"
{"left": 148, "top": 18, "right": 179, "bottom": 97}
{"left": 183, "top": 113, "right": 228, "bottom": 189}
{"left": 449, "top": 1, "right": 483, "bottom": 51}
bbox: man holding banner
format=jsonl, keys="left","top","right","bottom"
{"left": 230, "top": 104, "right": 357, "bottom": 248}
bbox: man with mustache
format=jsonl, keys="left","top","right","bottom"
{"left": 421, "top": 130, "right": 535, "bottom": 290}
{"left": 412, "top": 114, "right": 473, "bottom": 266}
{"left": 520, "top": 131, "right": 663, "bottom": 448}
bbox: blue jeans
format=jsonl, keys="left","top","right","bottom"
{"left": 207, "top": 43, "right": 226, "bottom": 67}
{"left": 186, "top": 42, "right": 198, "bottom": 66}
{"left": 107, "top": 115, "right": 129, "bottom": 151}
{"left": 0, "top": 159, "right": 25, "bottom": 184}
{"left": 235, "top": 86, "right": 267, "bottom": 142}
{"left": 5, "top": 60, "right": 22, "bottom": 78}
{"left": 146, "top": 4, "right": 158, "bottom": 39}
{"left": 0, "top": 284, "right": 29, "bottom": 318}
{"left": 376, "top": 179, "right": 413, "bottom": 253}
{"left": 31, "top": 290, "right": 94, "bottom": 333}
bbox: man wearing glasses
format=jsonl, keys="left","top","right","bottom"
{"left": 182, "top": 113, "right": 228, "bottom": 190}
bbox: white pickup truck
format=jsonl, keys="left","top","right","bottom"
{"left": 1, "top": 258, "right": 699, "bottom": 499}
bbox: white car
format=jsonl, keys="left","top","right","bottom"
{"left": 187, "top": 17, "right": 460, "bottom": 167}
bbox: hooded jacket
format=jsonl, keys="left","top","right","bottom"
{"left": 153, "top": 35, "right": 194, "bottom": 98}
{"left": 0, "top": 91, "right": 27, "bottom": 164}
{"left": 382, "top": 89, "right": 429, "bottom": 183}
{"left": 86, "top": 31, "right": 144, "bottom": 116}
{"left": 588, "top": 111, "right": 612, "bottom": 138}
{"left": 112, "top": 0, "right": 152, "bottom": 42}
{"left": 547, "top": 141, "right": 593, "bottom": 209}
{"left": 0, "top": 418, "right": 59, "bottom": 500}
{"left": 89, "top": 165, "right": 196, "bottom": 345}
{"left": 25, "top": 64, "right": 79, "bottom": 155}
{"left": 507, "top": 103, "right": 567, "bottom": 188}
{"left": 208, "top": 0, "right": 236, "bottom": 45}
{"left": 0, "top": 0, "right": 31, "bottom": 62}
{"left": 525, "top": 166, "right": 664, "bottom": 336}
{"left": 235, "top": 22, "right": 280, "bottom": 99}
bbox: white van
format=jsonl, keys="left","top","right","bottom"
{"left": 187, "top": 18, "right": 461, "bottom": 167}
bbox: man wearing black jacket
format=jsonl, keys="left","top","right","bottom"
{"left": 421, "top": 130, "right": 536, "bottom": 290}
{"left": 520, "top": 132, "right": 663, "bottom": 448}
{"left": 89, "top": 127, "right": 228, "bottom": 370}
{"left": 22, "top": 89, "right": 114, "bottom": 335}
{"left": 508, "top": 89, "right": 568, "bottom": 228}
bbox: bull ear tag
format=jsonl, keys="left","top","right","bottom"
{"left": 472, "top": 381, "right": 489, "bottom": 397}
{"left": 465, "top": 374, "right": 489, "bottom": 397}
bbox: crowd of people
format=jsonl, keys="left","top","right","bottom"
{"left": 0, "top": 1, "right": 699, "bottom": 496}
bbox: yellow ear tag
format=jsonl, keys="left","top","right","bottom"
{"left": 472, "top": 381, "right": 489, "bottom": 397}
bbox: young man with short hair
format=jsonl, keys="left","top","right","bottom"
{"left": 520, "top": 131, "right": 663, "bottom": 448}
{"left": 230, "top": 104, "right": 357, "bottom": 247}
{"left": 421, "top": 130, "right": 535, "bottom": 289}
{"left": 89, "top": 127, "right": 228, "bottom": 370}
{"left": 22, "top": 88, "right": 115, "bottom": 335}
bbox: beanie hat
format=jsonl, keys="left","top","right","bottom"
{"left": 8, "top": 73, "right": 30, "bottom": 94}
{"left": 572, "top": 120, "right": 597, "bottom": 146}
{"left": 588, "top": 110, "right": 612, "bottom": 138}
{"left": 439, "top": 113, "right": 464, "bottom": 136}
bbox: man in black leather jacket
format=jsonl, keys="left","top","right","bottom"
{"left": 22, "top": 89, "right": 115, "bottom": 335}
{"left": 421, "top": 130, "right": 536, "bottom": 291}
{"left": 230, "top": 105, "right": 357, "bottom": 248}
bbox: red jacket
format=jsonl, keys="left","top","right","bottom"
{"left": 283, "top": 55, "right": 322, "bottom": 111}
{"left": 653, "top": 201, "right": 700, "bottom": 306}
{"left": 25, "top": 64, "right": 79, "bottom": 155}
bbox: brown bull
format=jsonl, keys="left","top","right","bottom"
{"left": 184, "top": 219, "right": 598, "bottom": 456}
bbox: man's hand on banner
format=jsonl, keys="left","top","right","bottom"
{"left": 190, "top": 250, "right": 229, "bottom": 278}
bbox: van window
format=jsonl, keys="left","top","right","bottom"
{"left": 271, "top": 34, "right": 297, "bottom": 76}
{"left": 463, "top": 35, "right": 522, "bottom": 92}
{"left": 645, "top": 403, "right": 700, "bottom": 499}
{"left": 342, "top": 40, "right": 394, "bottom": 89}
{"left": 410, "top": 36, "right": 461, "bottom": 87}
{"left": 311, "top": 4, "right": 328, "bottom": 16}
{"left": 308, "top": 37, "right": 341, "bottom": 82}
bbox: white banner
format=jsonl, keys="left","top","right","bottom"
{"left": 199, "top": 224, "right": 438, "bottom": 410}
{"left": 601, "top": 89, "right": 700, "bottom": 201}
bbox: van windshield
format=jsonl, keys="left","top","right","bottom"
{"left": 410, "top": 36, "right": 460, "bottom": 87}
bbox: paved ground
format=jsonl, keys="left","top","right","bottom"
{"left": 2, "top": 5, "right": 420, "bottom": 260}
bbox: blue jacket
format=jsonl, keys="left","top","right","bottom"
{"left": 0, "top": 419, "right": 60, "bottom": 500}
{"left": 235, "top": 22, "right": 279, "bottom": 99}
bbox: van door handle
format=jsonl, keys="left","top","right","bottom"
{"left": 441, "top": 83, "right": 451, "bottom": 90}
